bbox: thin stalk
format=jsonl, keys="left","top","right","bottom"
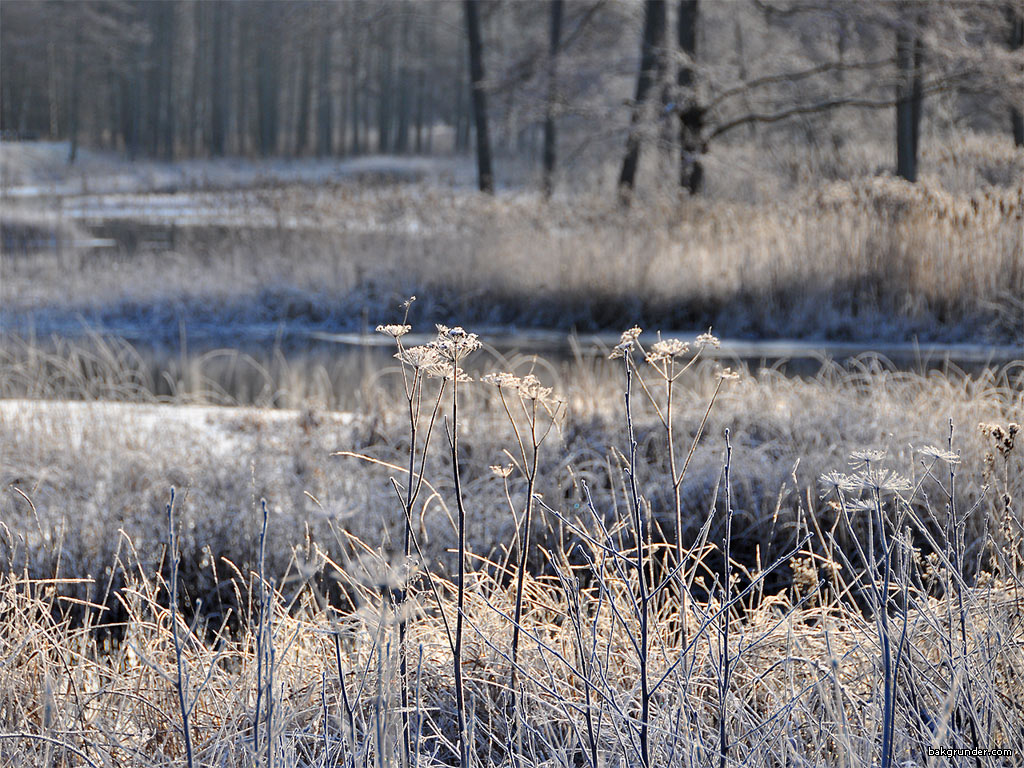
{"left": 509, "top": 397, "right": 540, "bottom": 764}
{"left": 945, "top": 422, "right": 983, "bottom": 768}
{"left": 254, "top": 499, "right": 269, "bottom": 756}
{"left": 167, "top": 489, "right": 194, "bottom": 768}
{"left": 334, "top": 631, "right": 358, "bottom": 768}
{"left": 622, "top": 355, "right": 650, "bottom": 768}
{"left": 719, "top": 432, "right": 734, "bottom": 768}
{"left": 873, "top": 482, "right": 894, "bottom": 768}
{"left": 450, "top": 373, "right": 470, "bottom": 768}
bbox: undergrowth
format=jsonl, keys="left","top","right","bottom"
{"left": 1, "top": 318, "right": 1022, "bottom": 766}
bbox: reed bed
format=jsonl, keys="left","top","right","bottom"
{"left": 3, "top": 173, "right": 1022, "bottom": 343}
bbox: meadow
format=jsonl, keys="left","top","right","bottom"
{"left": 1, "top": 133, "right": 1023, "bottom": 767}
{"left": 0, "top": 323, "right": 1022, "bottom": 766}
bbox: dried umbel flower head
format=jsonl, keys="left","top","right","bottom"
{"left": 610, "top": 326, "right": 642, "bottom": 358}
{"left": 432, "top": 366, "right": 474, "bottom": 383}
{"left": 717, "top": 367, "right": 740, "bottom": 381}
{"left": 646, "top": 338, "right": 690, "bottom": 364}
{"left": 433, "top": 325, "right": 481, "bottom": 364}
{"left": 483, "top": 371, "right": 560, "bottom": 408}
{"left": 819, "top": 471, "right": 858, "bottom": 496}
{"left": 695, "top": 330, "right": 720, "bottom": 349}
{"left": 919, "top": 445, "right": 961, "bottom": 465}
{"left": 848, "top": 449, "right": 887, "bottom": 469}
{"left": 518, "top": 374, "right": 554, "bottom": 404}
{"left": 820, "top": 464, "right": 910, "bottom": 499}
{"left": 845, "top": 497, "right": 878, "bottom": 514}
{"left": 395, "top": 345, "right": 442, "bottom": 371}
{"left": 376, "top": 324, "right": 412, "bottom": 339}
{"left": 855, "top": 468, "right": 912, "bottom": 495}
{"left": 490, "top": 464, "right": 514, "bottom": 479}
{"left": 481, "top": 372, "right": 521, "bottom": 390}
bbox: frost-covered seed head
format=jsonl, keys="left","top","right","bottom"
{"left": 695, "top": 330, "right": 721, "bottom": 349}
{"left": 919, "top": 445, "right": 961, "bottom": 465}
{"left": 849, "top": 449, "right": 886, "bottom": 469}
{"left": 610, "top": 326, "right": 643, "bottom": 359}
{"left": 482, "top": 372, "right": 521, "bottom": 390}
{"left": 376, "top": 324, "right": 412, "bottom": 339}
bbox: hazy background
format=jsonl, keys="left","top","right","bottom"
{"left": 2, "top": 0, "right": 1022, "bottom": 405}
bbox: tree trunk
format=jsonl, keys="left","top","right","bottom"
{"left": 895, "top": 12, "right": 922, "bottom": 182}
{"left": 542, "top": 0, "right": 563, "bottom": 198}
{"left": 295, "top": 36, "right": 313, "bottom": 155}
{"left": 68, "top": 28, "right": 82, "bottom": 163}
{"left": 414, "top": 20, "right": 426, "bottom": 154}
{"left": 210, "top": 0, "right": 229, "bottom": 156}
{"left": 145, "top": 3, "right": 163, "bottom": 156}
{"left": 1011, "top": 4, "right": 1024, "bottom": 146}
{"left": 464, "top": 0, "right": 494, "bottom": 193}
{"left": 617, "top": 0, "right": 667, "bottom": 204}
{"left": 159, "top": 2, "right": 176, "bottom": 160}
{"left": 317, "top": 27, "right": 332, "bottom": 156}
{"left": 190, "top": 1, "right": 206, "bottom": 157}
{"left": 237, "top": 11, "right": 251, "bottom": 154}
{"left": 349, "top": 28, "right": 361, "bottom": 155}
{"left": 377, "top": 41, "right": 392, "bottom": 153}
{"left": 414, "top": 66, "right": 425, "bottom": 153}
{"left": 256, "top": 9, "right": 279, "bottom": 156}
{"left": 396, "top": 14, "right": 411, "bottom": 154}
{"left": 677, "top": 0, "right": 703, "bottom": 194}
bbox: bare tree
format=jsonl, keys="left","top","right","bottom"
{"left": 618, "top": 0, "right": 667, "bottom": 204}
{"left": 677, "top": 0, "right": 703, "bottom": 193}
{"left": 295, "top": 27, "right": 313, "bottom": 156}
{"left": 542, "top": 0, "right": 564, "bottom": 198}
{"left": 464, "top": 0, "right": 494, "bottom": 193}
{"left": 256, "top": 4, "right": 280, "bottom": 156}
{"left": 895, "top": 4, "right": 923, "bottom": 182}
{"left": 317, "top": 24, "right": 333, "bottom": 156}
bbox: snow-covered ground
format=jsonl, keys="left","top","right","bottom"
{"left": 0, "top": 398, "right": 355, "bottom": 459}
{"left": 1, "top": 140, "right": 476, "bottom": 199}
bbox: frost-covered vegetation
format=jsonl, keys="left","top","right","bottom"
{"left": 1, "top": 0, "right": 1022, "bottom": 761}
{"left": 0, "top": 324, "right": 1021, "bottom": 766}
{"left": 3, "top": 137, "right": 1023, "bottom": 345}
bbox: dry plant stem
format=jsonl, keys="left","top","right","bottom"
{"left": 320, "top": 670, "right": 330, "bottom": 764}
{"left": 0, "top": 733, "right": 102, "bottom": 768}
{"left": 556, "top": 568, "right": 599, "bottom": 768}
{"left": 395, "top": 345, "right": 445, "bottom": 768}
{"left": 166, "top": 488, "right": 195, "bottom": 768}
{"left": 869, "top": 474, "right": 895, "bottom": 768}
{"left": 254, "top": 498, "right": 269, "bottom": 759}
{"left": 667, "top": 367, "right": 724, "bottom": 659}
{"left": 264, "top": 582, "right": 276, "bottom": 768}
{"left": 622, "top": 354, "right": 651, "bottom": 768}
{"left": 398, "top": 365, "right": 418, "bottom": 768}
{"left": 719, "top": 432, "right": 733, "bottom": 768}
{"left": 944, "top": 421, "right": 983, "bottom": 768}
{"left": 334, "top": 630, "right": 358, "bottom": 768}
{"left": 449, "top": 374, "right": 471, "bottom": 768}
{"left": 505, "top": 393, "right": 541, "bottom": 765}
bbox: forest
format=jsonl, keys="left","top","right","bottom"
{"left": 2, "top": 0, "right": 1022, "bottom": 194}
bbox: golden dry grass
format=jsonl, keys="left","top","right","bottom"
{"left": 2, "top": 172, "right": 1021, "bottom": 343}
{"left": 1, "top": 324, "right": 1022, "bottom": 766}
